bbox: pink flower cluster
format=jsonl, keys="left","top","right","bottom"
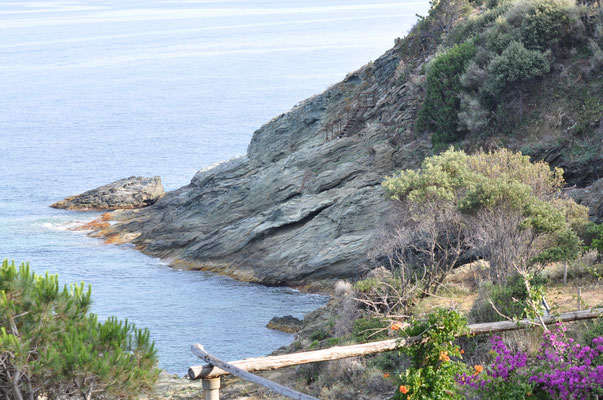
{"left": 456, "top": 335, "right": 527, "bottom": 390}
{"left": 458, "top": 324, "right": 603, "bottom": 399}
{"left": 530, "top": 324, "right": 603, "bottom": 399}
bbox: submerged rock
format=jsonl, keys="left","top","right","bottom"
{"left": 266, "top": 315, "right": 304, "bottom": 333}
{"left": 51, "top": 176, "right": 164, "bottom": 211}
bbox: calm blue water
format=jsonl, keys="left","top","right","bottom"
{"left": 0, "top": 0, "right": 427, "bottom": 374}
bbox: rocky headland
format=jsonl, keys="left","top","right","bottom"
{"left": 71, "top": 5, "right": 602, "bottom": 290}
{"left": 94, "top": 44, "right": 432, "bottom": 289}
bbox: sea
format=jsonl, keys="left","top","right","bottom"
{"left": 0, "top": 0, "right": 428, "bottom": 374}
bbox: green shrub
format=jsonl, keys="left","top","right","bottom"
{"left": 353, "top": 317, "right": 388, "bottom": 342}
{"left": 520, "top": 0, "right": 573, "bottom": 51}
{"left": 583, "top": 318, "right": 603, "bottom": 347}
{"left": 353, "top": 277, "right": 382, "bottom": 293}
{"left": 585, "top": 222, "right": 603, "bottom": 253}
{"left": 485, "top": 16, "right": 522, "bottom": 53}
{"left": 367, "top": 351, "right": 406, "bottom": 372}
{"left": 530, "top": 228, "right": 583, "bottom": 266}
{"left": 394, "top": 309, "right": 468, "bottom": 399}
{"left": 470, "top": 274, "right": 546, "bottom": 323}
{"left": 416, "top": 41, "right": 477, "bottom": 146}
{"left": 483, "top": 41, "right": 550, "bottom": 98}
{"left": 308, "top": 329, "right": 330, "bottom": 342}
{"left": 0, "top": 261, "right": 158, "bottom": 399}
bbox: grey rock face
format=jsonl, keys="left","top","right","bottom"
{"left": 101, "top": 46, "right": 429, "bottom": 287}
{"left": 51, "top": 176, "right": 164, "bottom": 210}
{"left": 569, "top": 178, "right": 603, "bottom": 223}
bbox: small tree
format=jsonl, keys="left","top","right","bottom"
{"left": 382, "top": 149, "right": 475, "bottom": 294}
{"left": 0, "top": 260, "right": 159, "bottom": 400}
{"left": 382, "top": 148, "right": 588, "bottom": 284}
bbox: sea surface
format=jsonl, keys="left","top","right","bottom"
{"left": 0, "top": 0, "right": 427, "bottom": 374}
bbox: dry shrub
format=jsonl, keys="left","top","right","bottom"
{"left": 367, "top": 266, "right": 393, "bottom": 280}
{"left": 334, "top": 280, "right": 353, "bottom": 298}
{"left": 333, "top": 295, "right": 360, "bottom": 337}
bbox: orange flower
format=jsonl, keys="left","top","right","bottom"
{"left": 439, "top": 351, "right": 450, "bottom": 362}
{"left": 391, "top": 322, "right": 402, "bottom": 331}
{"left": 383, "top": 373, "right": 390, "bottom": 378}
{"left": 527, "top": 393, "right": 532, "bottom": 397}
{"left": 460, "top": 349, "right": 464, "bottom": 354}
{"left": 474, "top": 365, "right": 483, "bottom": 375}
{"left": 399, "top": 385, "right": 409, "bottom": 394}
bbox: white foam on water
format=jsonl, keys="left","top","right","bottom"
{"left": 38, "top": 217, "right": 96, "bottom": 232}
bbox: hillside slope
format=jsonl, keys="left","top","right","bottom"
{"left": 103, "top": 0, "right": 602, "bottom": 288}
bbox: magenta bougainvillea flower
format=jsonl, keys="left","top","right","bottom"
{"left": 457, "top": 324, "right": 603, "bottom": 400}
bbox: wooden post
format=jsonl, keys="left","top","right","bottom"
{"left": 563, "top": 262, "right": 568, "bottom": 286}
{"left": 192, "top": 344, "right": 320, "bottom": 400}
{"left": 202, "top": 378, "right": 220, "bottom": 400}
{"left": 578, "top": 287, "right": 582, "bottom": 310}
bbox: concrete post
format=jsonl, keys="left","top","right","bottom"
{"left": 203, "top": 377, "right": 220, "bottom": 400}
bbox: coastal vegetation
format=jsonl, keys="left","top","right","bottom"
{"left": 8, "top": 0, "right": 601, "bottom": 398}
{"left": 0, "top": 260, "right": 158, "bottom": 400}
{"left": 277, "top": 0, "right": 603, "bottom": 394}
{"left": 414, "top": 0, "right": 602, "bottom": 152}
{"left": 290, "top": 149, "right": 601, "bottom": 399}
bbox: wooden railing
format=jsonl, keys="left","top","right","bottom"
{"left": 190, "top": 308, "right": 602, "bottom": 399}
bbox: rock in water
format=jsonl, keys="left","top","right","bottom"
{"left": 266, "top": 315, "right": 304, "bottom": 333}
{"left": 50, "top": 176, "right": 164, "bottom": 210}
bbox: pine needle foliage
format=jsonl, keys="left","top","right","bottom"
{"left": 0, "top": 260, "right": 159, "bottom": 400}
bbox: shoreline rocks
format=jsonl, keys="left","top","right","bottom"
{"left": 51, "top": 176, "right": 164, "bottom": 211}
{"left": 266, "top": 315, "right": 304, "bottom": 333}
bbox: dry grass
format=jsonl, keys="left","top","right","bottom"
{"left": 412, "top": 259, "right": 602, "bottom": 318}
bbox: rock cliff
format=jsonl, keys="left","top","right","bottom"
{"left": 101, "top": 44, "right": 430, "bottom": 288}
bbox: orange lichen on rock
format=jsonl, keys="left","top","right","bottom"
{"left": 71, "top": 219, "right": 110, "bottom": 231}
{"left": 103, "top": 234, "right": 122, "bottom": 244}
{"left": 102, "top": 232, "right": 140, "bottom": 245}
{"left": 100, "top": 212, "right": 113, "bottom": 221}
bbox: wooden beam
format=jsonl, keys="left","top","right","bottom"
{"left": 189, "top": 308, "right": 601, "bottom": 380}
{"left": 190, "top": 337, "right": 406, "bottom": 379}
{"left": 191, "top": 344, "right": 319, "bottom": 400}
